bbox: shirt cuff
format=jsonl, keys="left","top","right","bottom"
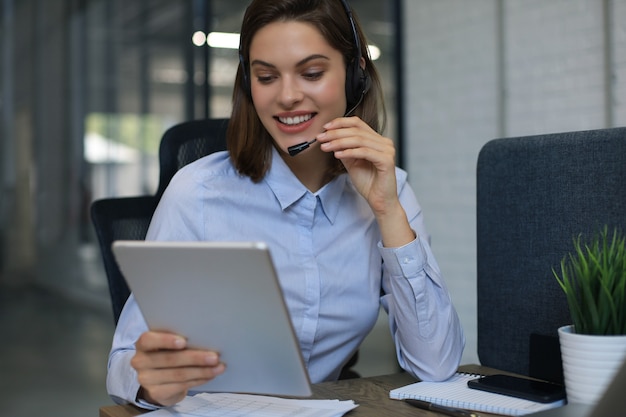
{"left": 378, "top": 235, "right": 427, "bottom": 278}
{"left": 135, "top": 397, "right": 163, "bottom": 410}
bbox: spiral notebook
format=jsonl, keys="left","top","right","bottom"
{"left": 389, "top": 372, "right": 564, "bottom": 416}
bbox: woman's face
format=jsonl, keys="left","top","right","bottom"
{"left": 248, "top": 20, "right": 347, "bottom": 156}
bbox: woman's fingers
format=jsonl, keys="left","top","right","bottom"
{"left": 131, "top": 331, "right": 226, "bottom": 407}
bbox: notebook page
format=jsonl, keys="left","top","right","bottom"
{"left": 145, "top": 392, "right": 358, "bottom": 417}
{"left": 390, "top": 373, "right": 564, "bottom": 416}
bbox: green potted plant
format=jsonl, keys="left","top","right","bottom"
{"left": 552, "top": 225, "right": 626, "bottom": 405}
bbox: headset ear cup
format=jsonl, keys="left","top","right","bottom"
{"left": 345, "top": 60, "right": 358, "bottom": 106}
{"left": 358, "top": 66, "right": 371, "bottom": 97}
{"left": 345, "top": 60, "right": 370, "bottom": 108}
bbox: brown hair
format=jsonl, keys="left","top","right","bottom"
{"left": 227, "top": 0, "right": 386, "bottom": 182}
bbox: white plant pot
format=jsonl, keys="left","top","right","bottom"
{"left": 558, "top": 325, "right": 626, "bottom": 405}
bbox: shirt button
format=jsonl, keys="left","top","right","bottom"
{"left": 402, "top": 256, "right": 413, "bottom": 264}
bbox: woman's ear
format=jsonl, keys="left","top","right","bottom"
{"left": 359, "top": 56, "right": 366, "bottom": 71}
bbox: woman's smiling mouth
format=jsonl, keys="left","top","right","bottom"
{"left": 274, "top": 112, "right": 317, "bottom": 135}
{"left": 277, "top": 113, "right": 315, "bottom": 125}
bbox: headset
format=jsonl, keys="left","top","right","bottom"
{"left": 338, "top": 0, "right": 372, "bottom": 108}
{"left": 238, "top": 0, "right": 371, "bottom": 110}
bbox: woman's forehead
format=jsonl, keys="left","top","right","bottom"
{"left": 249, "top": 21, "right": 338, "bottom": 63}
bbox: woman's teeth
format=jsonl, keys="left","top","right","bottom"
{"left": 278, "top": 114, "right": 313, "bottom": 125}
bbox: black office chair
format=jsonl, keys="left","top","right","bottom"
{"left": 91, "top": 118, "right": 230, "bottom": 324}
{"left": 476, "top": 126, "right": 626, "bottom": 384}
{"left": 91, "top": 195, "right": 159, "bottom": 323}
{"left": 156, "top": 118, "right": 229, "bottom": 198}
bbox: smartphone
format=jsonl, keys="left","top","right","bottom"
{"left": 467, "top": 374, "right": 566, "bottom": 403}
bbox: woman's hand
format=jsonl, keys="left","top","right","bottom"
{"left": 318, "top": 116, "right": 396, "bottom": 212}
{"left": 131, "top": 331, "right": 226, "bottom": 407}
{"left": 317, "top": 116, "right": 415, "bottom": 247}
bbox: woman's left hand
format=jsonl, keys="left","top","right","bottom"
{"left": 317, "top": 116, "right": 416, "bottom": 247}
{"left": 317, "top": 116, "right": 397, "bottom": 215}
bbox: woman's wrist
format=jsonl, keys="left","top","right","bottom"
{"left": 376, "top": 202, "right": 416, "bottom": 248}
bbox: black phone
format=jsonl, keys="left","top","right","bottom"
{"left": 467, "top": 374, "right": 566, "bottom": 403}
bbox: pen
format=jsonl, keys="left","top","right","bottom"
{"left": 404, "top": 399, "right": 481, "bottom": 417}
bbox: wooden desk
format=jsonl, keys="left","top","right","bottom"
{"left": 100, "top": 364, "right": 503, "bottom": 417}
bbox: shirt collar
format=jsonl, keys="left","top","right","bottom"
{"left": 264, "top": 147, "right": 347, "bottom": 224}
{"left": 316, "top": 175, "right": 346, "bottom": 224}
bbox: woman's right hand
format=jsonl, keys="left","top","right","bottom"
{"left": 131, "top": 331, "right": 226, "bottom": 407}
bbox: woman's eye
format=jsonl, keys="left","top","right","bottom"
{"left": 256, "top": 75, "right": 275, "bottom": 84}
{"left": 303, "top": 71, "right": 323, "bottom": 81}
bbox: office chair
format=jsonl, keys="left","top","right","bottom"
{"left": 476, "top": 126, "right": 626, "bottom": 384}
{"left": 91, "top": 118, "right": 230, "bottom": 324}
{"left": 156, "top": 118, "right": 229, "bottom": 198}
{"left": 91, "top": 195, "right": 159, "bottom": 323}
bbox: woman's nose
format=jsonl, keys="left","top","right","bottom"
{"left": 278, "top": 77, "right": 303, "bottom": 107}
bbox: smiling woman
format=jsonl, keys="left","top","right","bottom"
{"left": 106, "top": 0, "right": 464, "bottom": 410}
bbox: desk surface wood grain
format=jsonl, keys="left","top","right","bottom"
{"left": 99, "top": 364, "right": 502, "bottom": 417}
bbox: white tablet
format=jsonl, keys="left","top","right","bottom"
{"left": 111, "top": 240, "right": 312, "bottom": 397}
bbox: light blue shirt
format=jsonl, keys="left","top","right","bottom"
{"left": 107, "top": 147, "right": 464, "bottom": 406}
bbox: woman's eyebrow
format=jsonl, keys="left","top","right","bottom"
{"left": 250, "top": 54, "right": 330, "bottom": 69}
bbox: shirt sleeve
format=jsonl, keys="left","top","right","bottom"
{"left": 106, "top": 294, "right": 161, "bottom": 409}
{"left": 106, "top": 168, "right": 202, "bottom": 408}
{"left": 378, "top": 170, "right": 465, "bottom": 381}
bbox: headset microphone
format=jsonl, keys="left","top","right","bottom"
{"left": 287, "top": 96, "right": 363, "bottom": 156}
{"left": 288, "top": 140, "right": 316, "bottom": 156}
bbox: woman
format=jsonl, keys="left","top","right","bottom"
{"left": 107, "top": 0, "right": 464, "bottom": 408}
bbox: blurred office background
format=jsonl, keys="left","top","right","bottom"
{"left": 1, "top": 1, "right": 624, "bottom": 416}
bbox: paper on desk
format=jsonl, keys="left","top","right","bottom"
{"left": 144, "top": 392, "right": 358, "bottom": 417}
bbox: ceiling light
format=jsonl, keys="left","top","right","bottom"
{"left": 192, "top": 31, "right": 207, "bottom": 47}
{"left": 368, "top": 45, "right": 381, "bottom": 61}
{"left": 207, "top": 32, "right": 240, "bottom": 49}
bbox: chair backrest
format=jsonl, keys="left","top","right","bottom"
{"left": 91, "top": 118, "right": 229, "bottom": 323}
{"left": 476, "top": 127, "right": 626, "bottom": 383}
{"left": 91, "top": 196, "right": 159, "bottom": 323}
{"left": 156, "top": 118, "right": 229, "bottom": 198}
